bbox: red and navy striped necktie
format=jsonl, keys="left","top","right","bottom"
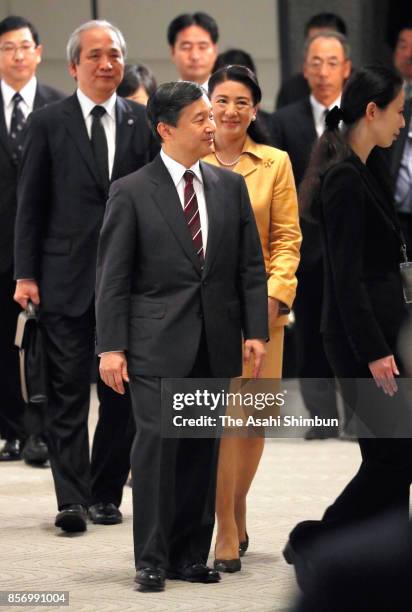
{"left": 183, "top": 170, "right": 204, "bottom": 262}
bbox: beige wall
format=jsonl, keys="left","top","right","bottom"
{"left": 0, "top": 0, "right": 280, "bottom": 111}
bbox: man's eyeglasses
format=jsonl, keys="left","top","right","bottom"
{"left": 307, "top": 59, "right": 345, "bottom": 71}
{"left": 0, "top": 42, "right": 37, "bottom": 55}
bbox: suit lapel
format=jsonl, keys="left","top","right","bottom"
{"left": 150, "top": 155, "right": 202, "bottom": 273}
{"left": 235, "top": 154, "right": 258, "bottom": 179}
{"left": 61, "top": 94, "right": 101, "bottom": 186}
{"left": 201, "top": 161, "right": 225, "bottom": 273}
{"left": 33, "top": 83, "right": 48, "bottom": 109}
{"left": 390, "top": 99, "right": 411, "bottom": 178}
{"left": 0, "top": 87, "right": 12, "bottom": 158}
{"left": 301, "top": 97, "right": 318, "bottom": 145}
{"left": 111, "top": 97, "right": 135, "bottom": 180}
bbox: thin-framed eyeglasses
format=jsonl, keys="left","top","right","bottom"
{"left": 0, "top": 42, "right": 37, "bottom": 55}
{"left": 307, "top": 59, "right": 346, "bottom": 71}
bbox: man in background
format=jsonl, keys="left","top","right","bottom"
{"left": 275, "top": 12, "right": 347, "bottom": 110}
{"left": 14, "top": 20, "right": 153, "bottom": 533}
{"left": 0, "top": 15, "right": 65, "bottom": 464}
{"left": 272, "top": 32, "right": 352, "bottom": 438}
{"left": 168, "top": 11, "right": 218, "bottom": 89}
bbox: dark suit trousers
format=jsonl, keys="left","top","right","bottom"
{"left": 40, "top": 304, "right": 133, "bottom": 509}
{"left": 321, "top": 336, "right": 412, "bottom": 524}
{"left": 129, "top": 333, "right": 220, "bottom": 570}
{"left": 0, "top": 269, "right": 25, "bottom": 440}
{"left": 294, "top": 262, "right": 340, "bottom": 421}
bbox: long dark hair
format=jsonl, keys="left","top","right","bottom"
{"left": 299, "top": 65, "right": 403, "bottom": 217}
{"left": 208, "top": 65, "right": 270, "bottom": 145}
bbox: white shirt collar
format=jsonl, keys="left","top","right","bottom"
{"left": 160, "top": 148, "right": 203, "bottom": 186}
{"left": 1, "top": 76, "right": 37, "bottom": 108}
{"left": 76, "top": 88, "right": 117, "bottom": 121}
{"left": 310, "top": 93, "right": 342, "bottom": 123}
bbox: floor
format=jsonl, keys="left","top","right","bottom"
{"left": 0, "top": 386, "right": 361, "bottom": 612}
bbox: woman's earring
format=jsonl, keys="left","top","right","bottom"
{"left": 251, "top": 116, "right": 256, "bottom": 121}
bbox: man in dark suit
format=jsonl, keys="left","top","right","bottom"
{"left": 271, "top": 32, "right": 352, "bottom": 438}
{"left": 14, "top": 20, "right": 153, "bottom": 532}
{"left": 0, "top": 15, "right": 65, "bottom": 463}
{"left": 275, "top": 12, "right": 347, "bottom": 110}
{"left": 96, "top": 81, "right": 268, "bottom": 592}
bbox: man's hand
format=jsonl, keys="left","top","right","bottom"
{"left": 368, "top": 354, "right": 399, "bottom": 396}
{"left": 244, "top": 339, "right": 266, "bottom": 378}
{"left": 99, "top": 351, "right": 129, "bottom": 395}
{"left": 14, "top": 279, "right": 40, "bottom": 309}
{"left": 268, "top": 297, "right": 280, "bottom": 328}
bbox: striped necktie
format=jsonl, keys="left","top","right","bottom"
{"left": 183, "top": 170, "right": 204, "bottom": 261}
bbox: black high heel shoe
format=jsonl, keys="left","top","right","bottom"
{"left": 214, "top": 558, "right": 241, "bottom": 573}
{"left": 239, "top": 532, "right": 249, "bottom": 557}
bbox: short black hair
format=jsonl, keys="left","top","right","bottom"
{"left": 305, "top": 12, "right": 347, "bottom": 37}
{"left": 0, "top": 15, "right": 40, "bottom": 46}
{"left": 117, "top": 64, "right": 157, "bottom": 98}
{"left": 213, "top": 48, "right": 256, "bottom": 74}
{"left": 387, "top": 20, "right": 412, "bottom": 49}
{"left": 167, "top": 12, "right": 219, "bottom": 47}
{"left": 146, "top": 81, "right": 204, "bottom": 144}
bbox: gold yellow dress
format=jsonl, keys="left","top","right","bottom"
{"left": 204, "top": 136, "right": 301, "bottom": 377}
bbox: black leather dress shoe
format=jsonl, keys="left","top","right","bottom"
{"left": 214, "top": 557, "right": 241, "bottom": 573}
{"left": 22, "top": 435, "right": 49, "bottom": 465}
{"left": 55, "top": 504, "right": 87, "bottom": 533}
{"left": 135, "top": 568, "right": 165, "bottom": 592}
{"left": 0, "top": 439, "right": 22, "bottom": 461}
{"left": 167, "top": 563, "right": 221, "bottom": 583}
{"left": 89, "top": 502, "right": 122, "bottom": 525}
{"left": 304, "top": 425, "right": 339, "bottom": 440}
{"left": 239, "top": 531, "right": 249, "bottom": 557}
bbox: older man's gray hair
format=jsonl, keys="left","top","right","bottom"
{"left": 303, "top": 30, "right": 351, "bottom": 61}
{"left": 66, "top": 20, "right": 127, "bottom": 65}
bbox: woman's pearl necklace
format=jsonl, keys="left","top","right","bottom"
{"left": 215, "top": 151, "right": 242, "bottom": 167}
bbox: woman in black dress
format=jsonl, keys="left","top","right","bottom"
{"left": 284, "top": 65, "right": 412, "bottom": 573}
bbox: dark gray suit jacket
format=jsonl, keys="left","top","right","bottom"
{"left": 14, "top": 93, "right": 154, "bottom": 316}
{"left": 389, "top": 98, "right": 412, "bottom": 185}
{"left": 95, "top": 155, "right": 269, "bottom": 378}
{"left": 271, "top": 96, "right": 320, "bottom": 270}
{"left": 0, "top": 82, "right": 65, "bottom": 274}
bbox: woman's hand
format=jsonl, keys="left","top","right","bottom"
{"left": 268, "top": 297, "right": 280, "bottom": 328}
{"left": 368, "top": 355, "right": 399, "bottom": 396}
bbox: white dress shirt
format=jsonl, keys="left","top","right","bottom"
{"left": 310, "top": 94, "right": 342, "bottom": 138}
{"left": 160, "top": 148, "right": 209, "bottom": 253}
{"left": 76, "top": 88, "right": 117, "bottom": 178}
{"left": 1, "top": 76, "right": 37, "bottom": 131}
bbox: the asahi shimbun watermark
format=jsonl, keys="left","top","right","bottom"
{"left": 160, "top": 378, "right": 412, "bottom": 438}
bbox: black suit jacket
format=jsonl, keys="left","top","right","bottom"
{"left": 275, "top": 73, "right": 310, "bottom": 110}
{"left": 388, "top": 98, "right": 412, "bottom": 185}
{"left": 319, "top": 153, "right": 407, "bottom": 364}
{"left": 0, "top": 82, "right": 65, "bottom": 274}
{"left": 14, "top": 93, "right": 154, "bottom": 316}
{"left": 271, "top": 97, "right": 320, "bottom": 269}
{"left": 95, "top": 155, "right": 269, "bottom": 378}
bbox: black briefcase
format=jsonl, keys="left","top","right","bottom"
{"left": 14, "top": 301, "right": 48, "bottom": 405}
